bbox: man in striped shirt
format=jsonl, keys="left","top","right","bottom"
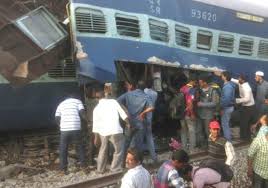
{"left": 55, "top": 93, "right": 87, "bottom": 174}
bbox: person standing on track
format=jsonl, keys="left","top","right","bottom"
{"left": 93, "top": 88, "right": 130, "bottom": 173}
{"left": 117, "top": 80, "right": 154, "bottom": 155}
{"left": 55, "top": 93, "right": 87, "bottom": 174}
{"left": 231, "top": 74, "right": 255, "bottom": 141}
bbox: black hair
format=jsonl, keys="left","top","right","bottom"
{"left": 188, "top": 75, "right": 197, "bottom": 82}
{"left": 127, "top": 148, "right": 144, "bottom": 163}
{"left": 65, "top": 92, "right": 80, "bottom": 99}
{"left": 178, "top": 164, "right": 193, "bottom": 177}
{"left": 146, "top": 79, "right": 153, "bottom": 88}
{"left": 222, "top": 71, "right": 231, "bottom": 81}
{"left": 239, "top": 73, "right": 248, "bottom": 82}
{"left": 198, "top": 74, "right": 209, "bottom": 83}
{"left": 171, "top": 149, "right": 189, "bottom": 163}
{"left": 137, "top": 80, "right": 146, "bottom": 90}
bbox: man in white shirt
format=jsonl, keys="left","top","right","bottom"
{"left": 231, "top": 74, "right": 255, "bottom": 141}
{"left": 121, "top": 148, "right": 152, "bottom": 188}
{"left": 55, "top": 93, "right": 87, "bottom": 174}
{"left": 93, "top": 89, "right": 130, "bottom": 173}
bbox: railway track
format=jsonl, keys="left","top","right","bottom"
{"left": 61, "top": 140, "right": 249, "bottom": 188}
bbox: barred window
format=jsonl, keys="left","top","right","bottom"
{"left": 149, "top": 19, "right": 169, "bottom": 42}
{"left": 175, "top": 25, "right": 191, "bottom": 47}
{"left": 239, "top": 37, "right": 253, "bottom": 55}
{"left": 258, "top": 40, "right": 268, "bottom": 58}
{"left": 75, "top": 8, "right": 106, "bottom": 34}
{"left": 48, "top": 59, "right": 76, "bottom": 78}
{"left": 197, "top": 30, "right": 212, "bottom": 50}
{"left": 116, "top": 14, "right": 140, "bottom": 37}
{"left": 218, "top": 34, "right": 234, "bottom": 53}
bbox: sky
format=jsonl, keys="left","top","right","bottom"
{"left": 195, "top": 0, "right": 268, "bottom": 17}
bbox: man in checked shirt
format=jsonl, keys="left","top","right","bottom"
{"left": 248, "top": 128, "right": 268, "bottom": 187}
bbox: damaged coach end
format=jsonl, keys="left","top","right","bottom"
{"left": 0, "top": 2, "right": 68, "bottom": 85}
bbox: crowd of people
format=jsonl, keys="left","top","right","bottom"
{"left": 54, "top": 68, "right": 268, "bottom": 188}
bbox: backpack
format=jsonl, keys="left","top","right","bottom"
{"left": 169, "top": 92, "right": 186, "bottom": 120}
{"left": 194, "top": 159, "right": 234, "bottom": 182}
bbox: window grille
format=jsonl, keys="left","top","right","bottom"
{"left": 218, "top": 34, "right": 234, "bottom": 53}
{"left": 15, "top": 7, "right": 66, "bottom": 50}
{"left": 149, "top": 19, "right": 169, "bottom": 42}
{"left": 175, "top": 25, "right": 191, "bottom": 47}
{"left": 116, "top": 14, "right": 140, "bottom": 37}
{"left": 239, "top": 37, "right": 253, "bottom": 55}
{"left": 48, "top": 59, "right": 76, "bottom": 78}
{"left": 75, "top": 8, "right": 106, "bottom": 34}
{"left": 197, "top": 30, "right": 212, "bottom": 50}
{"left": 258, "top": 40, "right": 268, "bottom": 58}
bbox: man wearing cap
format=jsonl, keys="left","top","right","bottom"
{"left": 248, "top": 127, "right": 268, "bottom": 187}
{"left": 208, "top": 121, "right": 235, "bottom": 166}
{"left": 255, "top": 71, "right": 268, "bottom": 117}
{"left": 231, "top": 74, "right": 255, "bottom": 141}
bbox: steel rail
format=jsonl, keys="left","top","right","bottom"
{"left": 60, "top": 140, "right": 249, "bottom": 188}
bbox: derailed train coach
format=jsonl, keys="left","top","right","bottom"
{"left": 0, "top": 0, "right": 79, "bottom": 131}
{"left": 1, "top": 0, "right": 268, "bottom": 132}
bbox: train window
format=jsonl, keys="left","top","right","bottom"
{"left": 197, "top": 30, "right": 212, "bottom": 50}
{"left": 239, "top": 37, "right": 253, "bottom": 55}
{"left": 175, "top": 25, "right": 191, "bottom": 47}
{"left": 218, "top": 34, "right": 234, "bottom": 53}
{"left": 149, "top": 19, "right": 169, "bottom": 42}
{"left": 115, "top": 14, "right": 140, "bottom": 37}
{"left": 75, "top": 8, "right": 106, "bottom": 34}
{"left": 15, "top": 7, "right": 67, "bottom": 50}
{"left": 258, "top": 40, "right": 268, "bottom": 58}
{"left": 48, "top": 59, "right": 76, "bottom": 78}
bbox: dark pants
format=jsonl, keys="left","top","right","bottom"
{"left": 144, "top": 125, "right": 157, "bottom": 161}
{"left": 122, "top": 127, "right": 144, "bottom": 167}
{"left": 59, "top": 130, "right": 86, "bottom": 170}
{"left": 253, "top": 172, "right": 268, "bottom": 188}
{"left": 239, "top": 105, "right": 256, "bottom": 141}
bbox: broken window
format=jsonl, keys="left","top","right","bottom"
{"left": 15, "top": 7, "right": 67, "bottom": 50}
{"left": 197, "top": 30, "right": 212, "bottom": 50}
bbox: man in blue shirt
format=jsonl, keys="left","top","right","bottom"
{"left": 220, "top": 71, "right": 235, "bottom": 141}
{"left": 118, "top": 80, "right": 154, "bottom": 155}
{"left": 144, "top": 80, "right": 158, "bottom": 163}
